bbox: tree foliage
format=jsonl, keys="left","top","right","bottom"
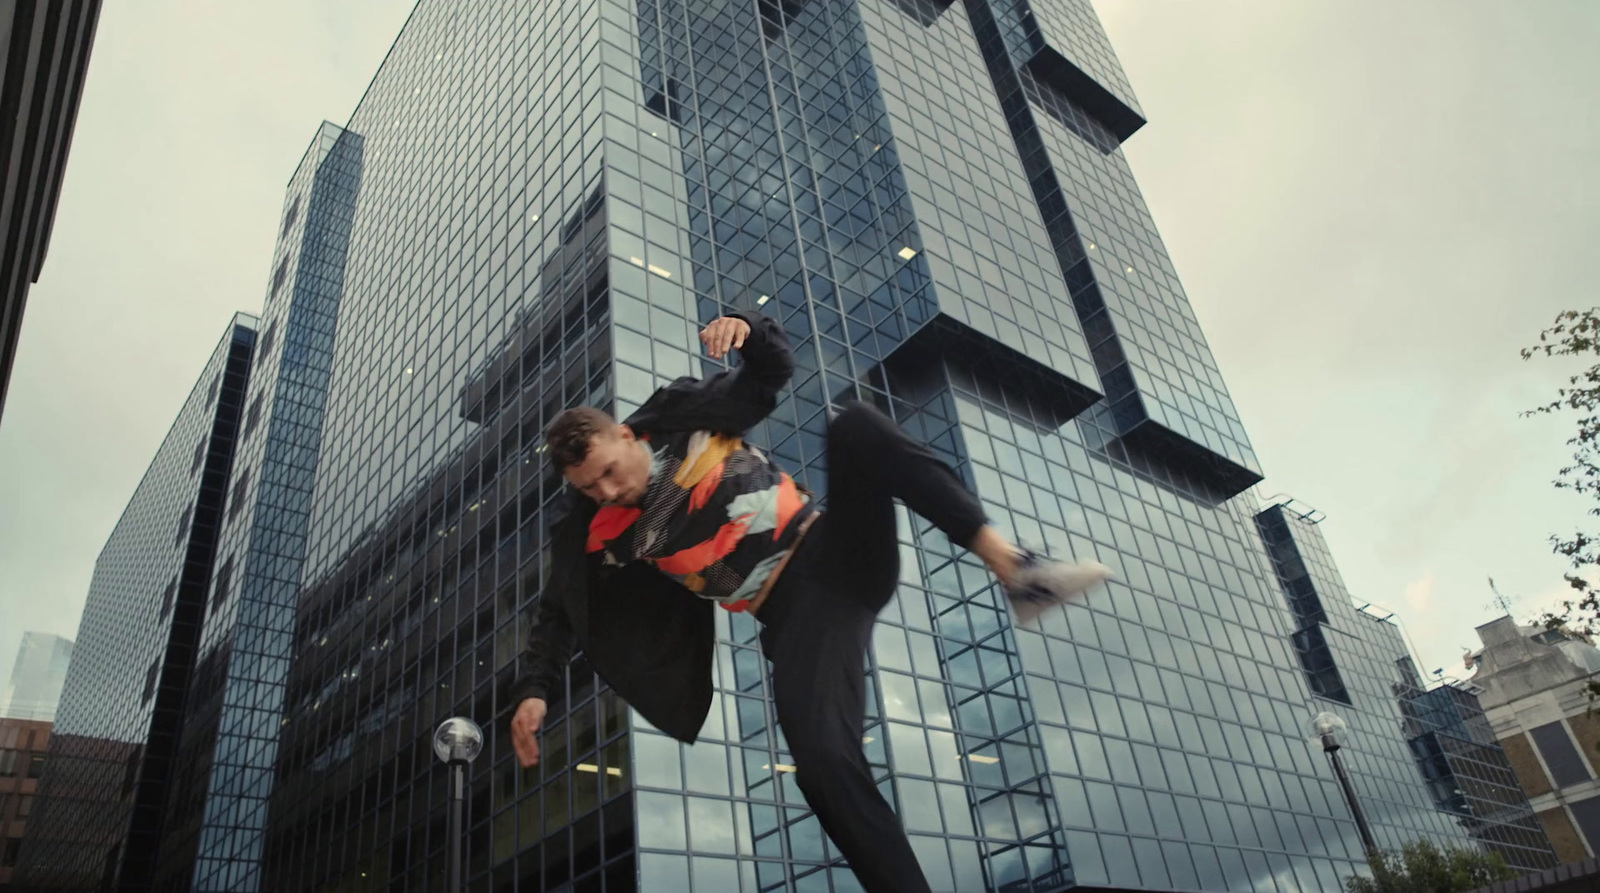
{"left": 1344, "top": 840, "right": 1517, "bottom": 893}
{"left": 1523, "top": 308, "right": 1600, "bottom": 649}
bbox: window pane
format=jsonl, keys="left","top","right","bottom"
{"left": 636, "top": 792, "right": 686, "bottom": 850}
{"left": 1569, "top": 796, "right": 1600, "bottom": 854}
{"left": 1530, "top": 722, "right": 1592, "bottom": 788}
{"left": 639, "top": 852, "right": 690, "bottom": 893}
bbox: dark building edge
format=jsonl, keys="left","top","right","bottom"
{"left": 117, "top": 325, "right": 257, "bottom": 888}
{"left": 0, "top": 0, "right": 103, "bottom": 424}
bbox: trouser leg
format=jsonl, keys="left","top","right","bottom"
{"left": 753, "top": 401, "right": 991, "bottom": 892}
{"left": 763, "top": 572, "right": 934, "bottom": 893}
{"left": 814, "top": 400, "right": 988, "bottom": 594}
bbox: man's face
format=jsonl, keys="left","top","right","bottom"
{"left": 564, "top": 425, "right": 651, "bottom": 506}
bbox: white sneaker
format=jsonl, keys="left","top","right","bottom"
{"left": 1005, "top": 549, "right": 1113, "bottom": 625}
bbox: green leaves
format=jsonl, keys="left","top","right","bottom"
{"left": 1344, "top": 840, "right": 1517, "bottom": 893}
{"left": 1524, "top": 308, "right": 1600, "bottom": 639}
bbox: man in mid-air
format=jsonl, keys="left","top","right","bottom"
{"left": 510, "top": 312, "right": 1110, "bottom": 893}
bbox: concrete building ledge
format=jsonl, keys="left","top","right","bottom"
{"left": 1468, "top": 857, "right": 1600, "bottom": 893}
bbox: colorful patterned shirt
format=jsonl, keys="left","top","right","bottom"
{"left": 586, "top": 430, "right": 813, "bottom": 612}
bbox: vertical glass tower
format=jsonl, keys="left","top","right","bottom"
{"left": 25, "top": 1, "right": 1549, "bottom": 891}
{"left": 250, "top": 1, "right": 1502, "bottom": 890}
{"left": 16, "top": 315, "right": 257, "bottom": 890}
{"left": 160, "top": 123, "right": 364, "bottom": 893}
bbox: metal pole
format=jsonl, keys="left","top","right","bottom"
{"left": 449, "top": 761, "right": 465, "bottom": 893}
{"left": 1327, "top": 747, "right": 1379, "bottom": 864}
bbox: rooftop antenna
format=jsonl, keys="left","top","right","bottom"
{"left": 1486, "top": 576, "right": 1516, "bottom": 616}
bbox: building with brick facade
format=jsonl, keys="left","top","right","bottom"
{"left": 0, "top": 716, "right": 52, "bottom": 887}
{"left": 1466, "top": 616, "right": 1600, "bottom": 864}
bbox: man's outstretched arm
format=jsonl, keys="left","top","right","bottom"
{"left": 509, "top": 587, "right": 574, "bottom": 768}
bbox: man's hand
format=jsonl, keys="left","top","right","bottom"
{"left": 699, "top": 316, "right": 751, "bottom": 360}
{"left": 511, "top": 697, "right": 548, "bottom": 769}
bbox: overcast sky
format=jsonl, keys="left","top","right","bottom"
{"left": 1, "top": 2, "right": 1596, "bottom": 689}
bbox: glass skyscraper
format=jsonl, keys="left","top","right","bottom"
{"left": 16, "top": 315, "right": 258, "bottom": 890}
{"left": 2, "top": 632, "right": 75, "bottom": 723}
{"left": 21, "top": 1, "right": 1551, "bottom": 891}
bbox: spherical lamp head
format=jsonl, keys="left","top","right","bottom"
{"left": 433, "top": 717, "right": 484, "bottom": 764}
{"left": 1309, "top": 711, "right": 1348, "bottom": 751}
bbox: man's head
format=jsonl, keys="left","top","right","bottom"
{"left": 546, "top": 407, "right": 652, "bottom": 506}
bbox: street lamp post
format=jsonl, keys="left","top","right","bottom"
{"left": 433, "top": 717, "right": 484, "bottom": 893}
{"left": 1311, "top": 711, "right": 1379, "bottom": 866}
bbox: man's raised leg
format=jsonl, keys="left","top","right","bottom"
{"left": 820, "top": 400, "right": 1111, "bottom": 621}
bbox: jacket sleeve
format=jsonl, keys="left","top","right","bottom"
{"left": 623, "top": 312, "right": 795, "bottom": 438}
{"left": 703, "top": 312, "right": 794, "bottom": 432}
{"left": 509, "top": 587, "right": 574, "bottom": 707}
{"left": 725, "top": 312, "right": 793, "bottom": 396}
{"left": 509, "top": 510, "right": 585, "bottom": 707}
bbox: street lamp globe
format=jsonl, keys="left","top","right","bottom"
{"left": 433, "top": 717, "right": 484, "bottom": 764}
{"left": 1309, "top": 711, "right": 1347, "bottom": 750}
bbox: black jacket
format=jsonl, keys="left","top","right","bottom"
{"left": 508, "top": 312, "right": 793, "bottom": 742}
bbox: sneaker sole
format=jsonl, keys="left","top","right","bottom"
{"left": 1008, "top": 561, "right": 1113, "bottom": 625}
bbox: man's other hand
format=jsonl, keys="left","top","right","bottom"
{"left": 511, "top": 697, "right": 548, "bottom": 768}
{"left": 699, "top": 316, "right": 751, "bottom": 360}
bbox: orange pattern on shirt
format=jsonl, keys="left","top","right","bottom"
{"left": 771, "top": 475, "right": 805, "bottom": 540}
{"left": 674, "top": 432, "right": 743, "bottom": 488}
{"left": 652, "top": 515, "right": 754, "bottom": 575}
{"left": 587, "top": 506, "right": 642, "bottom": 553}
{"left": 687, "top": 460, "right": 726, "bottom": 512}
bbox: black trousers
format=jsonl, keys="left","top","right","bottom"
{"left": 757, "top": 402, "right": 988, "bottom": 893}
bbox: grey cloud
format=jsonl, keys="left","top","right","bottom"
{"left": 2, "top": 0, "right": 1597, "bottom": 695}
{"left": 0, "top": 1, "right": 414, "bottom": 680}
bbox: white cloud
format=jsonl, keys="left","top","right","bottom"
{"left": 1403, "top": 571, "right": 1436, "bottom": 614}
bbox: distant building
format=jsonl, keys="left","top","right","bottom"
{"left": 1, "top": 632, "right": 74, "bottom": 722}
{"left": 1467, "top": 616, "right": 1600, "bottom": 863}
{"left": 14, "top": 315, "right": 259, "bottom": 890}
{"left": 0, "top": 716, "right": 52, "bottom": 887}
{"left": 1384, "top": 650, "right": 1557, "bottom": 872}
{"left": 1256, "top": 499, "right": 1557, "bottom": 873}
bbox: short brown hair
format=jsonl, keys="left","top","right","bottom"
{"left": 545, "top": 407, "right": 616, "bottom": 468}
